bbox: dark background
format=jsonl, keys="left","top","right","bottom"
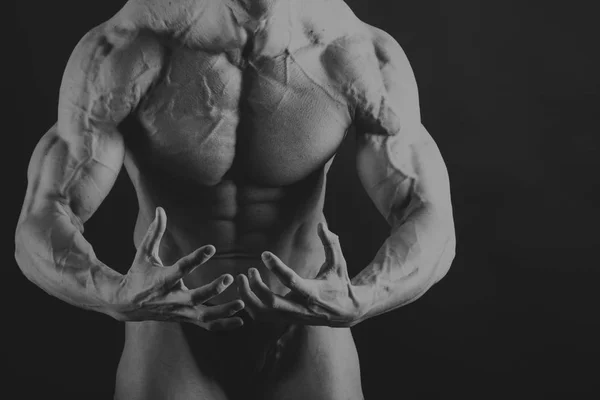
{"left": 6, "top": 0, "right": 599, "bottom": 398}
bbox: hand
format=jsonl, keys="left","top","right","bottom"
{"left": 108, "top": 207, "right": 245, "bottom": 331}
{"left": 237, "top": 223, "right": 370, "bottom": 328}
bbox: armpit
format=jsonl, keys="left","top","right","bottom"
{"left": 343, "top": 42, "right": 403, "bottom": 137}
{"left": 354, "top": 93, "right": 402, "bottom": 136}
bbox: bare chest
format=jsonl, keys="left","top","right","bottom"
{"left": 134, "top": 47, "right": 352, "bottom": 186}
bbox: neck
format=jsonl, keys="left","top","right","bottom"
{"left": 227, "top": 0, "right": 283, "bottom": 20}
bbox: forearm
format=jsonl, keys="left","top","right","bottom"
{"left": 15, "top": 202, "right": 122, "bottom": 315}
{"left": 352, "top": 205, "right": 455, "bottom": 320}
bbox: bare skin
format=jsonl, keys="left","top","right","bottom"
{"left": 14, "top": 0, "right": 456, "bottom": 399}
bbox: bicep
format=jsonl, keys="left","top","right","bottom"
{"left": 23, "top": 122, "right": 124, "bottom": 226}
{"left": 23, "top": 22, "right": 163, "bottom": 224}
{"left": 355, "top": 28, "right": 451, "bottom": 225}
{"left": 58, "top": 22, "right": 163, "bottom": 132}
{"left": 356, "top": 127, "right": 452, "bottom": 226}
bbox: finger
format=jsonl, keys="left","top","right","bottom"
{"left": 241, "top": 273, "right": 328, "bottom": 325}
{"left": 143, "top": 207, "right": 167, "bottom": 258}
{"left": 261, "top": 252, "right": 312, "bottom": 297}
{"left": 247, "top": 269, "right": 313, "bottom": 318}
{"left": 201, "top": 300, "right": 245, "bottom": 322}
{"left": 188, "top": 274, "right": 234, "bottom": 304}
{"left": 175, "top": 245, "right": 217, "bottom": 271}
{"left": 162, "top": 245, "right": 216, "bottom": 286}
{"left": 248, "top": 268, "right": 276, "bottom": 307}
{"left": 204, "top": 317, "right": 245, "bottom": 331}
{"left": 317, "top": 222, "right": 343, "bottom": 267}
{"left": 237, "top": 274, "right": 266, "bottom": 312}
{"left": 175, "top": 308, "right": 244, "bottom": 331}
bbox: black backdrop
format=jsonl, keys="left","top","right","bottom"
{"left": 6, "top": 1, "right": 600, "bottom": 398}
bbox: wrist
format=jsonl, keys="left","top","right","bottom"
{"left": 349, "top": 283, "right": 374, "bottom": 326}
{"left": 91, "top": 265, "right": 125, "bottom": 317}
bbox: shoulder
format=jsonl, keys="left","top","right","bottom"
{"left": 367, "top": 26, "right": 408, "bottom": 65}
{"left": 320, "top": 22, "right": 419, "bottom": 137}
{"left": 110, "top": 0, "right": 201, "bottom": 31}
{"left": 319, "top": 22, "right": 421, "bottom": 137}
{"left": 365, "top": 25, "right": 418, "bottom": 97}
{"left": 59, "top": 18, "right": 165, "bottom": 128}
{"left": 296, "top": 0, "right": 363, "bottom": 41}
{"left": 62, "top": 21, "right": 163, "bottom": 92}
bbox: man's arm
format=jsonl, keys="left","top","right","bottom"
{"left": 15, "top": 18, "right": 246, "bottom": 329}
{"left": 14, "top": 22, "right": 164, "bottom": 312}
{"left": 351, "top": 27, "right": 456, "bottom": 320}
{"left": 14, "top": 18, "right": 247, "bottom": 330}
{"left": 234, "top": 26, "right": 454, "bottom": 327}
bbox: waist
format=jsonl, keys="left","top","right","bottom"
{"left": 133, "top": 215, "right": 326, "bottom": 304}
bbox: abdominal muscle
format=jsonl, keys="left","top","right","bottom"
{"left": 116, "top": 126, "right": 338, "bottom": 395}
{"left": 129, "top": 171, "right": 330, "bottom": 305}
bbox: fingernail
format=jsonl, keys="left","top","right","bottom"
{"left": 204, "top": 247, "right": 214, "bottom": 256}
{"left": 222, "top": 275, "right": 233, "bottom": 285}
{"left": 261, "top": 252, "right": 271, "bottom": 260}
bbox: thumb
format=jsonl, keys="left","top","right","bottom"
{"left": 140, "top": 207, "right": 167, "bottom": 260}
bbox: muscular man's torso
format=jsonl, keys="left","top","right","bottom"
{"left": 117, "top": 0, "right": 386, "bottom": 302}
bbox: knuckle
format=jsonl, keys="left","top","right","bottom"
{"left": 205, "top": 322, "right": 218, "bottom": 332}
{"left": 304, "top": 294, "right": 317, "bottom": 307}
{"left": 152, "top": 275, "right": 169, "bottom": 291}
{"left": 217, "top": 282, "right": 228, "bottom": 292}
{"left": 287, "top": 276, "right": 298, "bottom": 288}
{"left": 212, "top": 284, "right": 225, "bottom": 296}
{"left": 264, "top": 293, "right": 277, "bottom": 308}
{"left": 184, "top": 294, "right": 196, "bottom": 307}
{"left": 148, "top": 255, "right": 162, "bottom": 265}
{"left": 227, "top": 306, "right": 240, "bottom": 317}
{"left": 246, "top": 309, "right": 258, "bottom": 320}
{"left": 170, "top": 262, "right": 183, "bottom": 275}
